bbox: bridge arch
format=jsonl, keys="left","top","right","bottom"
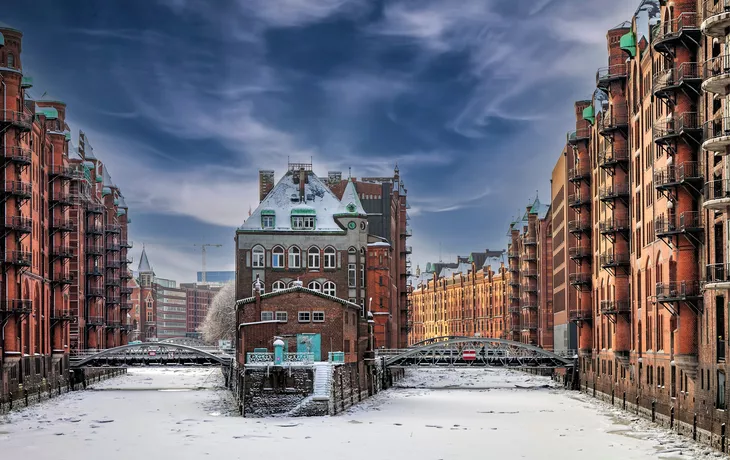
{"left": 385, "top": 337, "right": 574, "bottom": 368}
{"left": 159, "top": 337, "right": 209, "bottom": 347}
{"left": 72, "top": 342, "right": 230, "bottom": 368}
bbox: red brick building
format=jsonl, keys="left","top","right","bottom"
{"left": 181, "top": 282, "right": 220, "bottom": 337}
{"left": 365, "top": 241, "right": 393, "bottom": 349}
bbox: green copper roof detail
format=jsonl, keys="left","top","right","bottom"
{"left": 620, "top": 31, "right": 636, "bottom": 57}
{"left": 36, "top": 106, "right": 58, "bottom": 120}
{"left": 95, "top": 175, "right": 103, "bottom": 183}
{"left": 21, "top": 76, "right": 32, "bottom": 89}
{"left": 114, "top": 198, "right": 119, "bottom": 206}
{"left": 102, "top": 186, "right": 111, "bottom": 197}
{"left": 117, "top": 209, "right": 126, "bottom": 217}
{"left": 291, "top": 207, "right": 316, "bottom": 215}
{"left": 64, "top": 131, "right": 71, "bottom": 141}
{"left": 260, "top": 209, "right": 276, "bottom": 216}
{"left": 0, "top": 32, "right": 4, "bottom": 47}
{"left": 582, "top": 105, "right": 595, "bottom": 125}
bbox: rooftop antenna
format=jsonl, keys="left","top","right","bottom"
{"left": 348, "top": 167, "right": 352, "bottom": 179}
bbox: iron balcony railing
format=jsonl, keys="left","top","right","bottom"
{"left": 48, "top": 165, "right": 73, "bottom": 179}
{"left": 655, "top": 281, "right": 702, "bottom": 300}
{"left": 106, "top": 296, "right": 121, "bottom": 304}
{"left": 4, "top": 146, "right": 32, "bottom": 165}
{"left": 521, "top": 321, "right": 538, "bottom": 331}
{"left": 508, "top": 279, "right": 520, "bottom": 287}
{"left": 51, "top": 308, "right": 73, "bottom": 321}
{"left": 3, "top": 181, "right": 32, "bottom": 199}
{"left": 598, "top": 147, "right": 630, "bottom": 168}
{"left": 568, "top": 193, "right": 591, "bottom": 207}
{"left": 523, "top": 284, "right": 538, "bottom": 293}
{"left": 654, "top": 162, "right": 702, "bottom": 189}
{"left": 653, "top": 12, "right": 699, "bottom": 48}
{"left": 86, "top": 203, "right": 104, "bottom": 214}
{"left": 86, "top": 224, "right": 103, "bottom": 235}
{"left": 508, "top": 306, "right": 520, "bottom": 314}
{"left": 3, "top": 216, "right": 32, "bottom": 233}
{"left": 52, "top": 218, "right": 74, "bottom": 232}
{"left": 106, "top": 321, "right": 122, "bottom": 329}
{"left": 87, "top": 268, "right": 103, "bottom": 277}
{"left": 86, "top": 316, "right": 104, "bottom": 326}
{"left": 52, "top": 246, "right": 73, "bottom": 258}
{"left": 86, "top": 288, "right": 105, "bottom": 298}
{"left": 569, "top": 273, "right": 592, "bottom": 286}
{"left": 567, "top": 128, "right": 590, "bottom": 145}
{"left": 706, "top": 263, "right": 730, "bottom": 285}
{"left": 245, "top": 352, "right": 315, "bottom": 365}
{"left": 4, "top": 251, "right": 32, "bottom": 266}
{"left": 106, "top": 243, "right": 121, "bottom": 252}
{"left": 599, "top": 183, "right": 630, "bottom": 201}
{"left": 652, "top": 62, "right": 701, "bottom": 96}
{"left": 523, "top": 237, "right": 537, "bottom": 246}
{"left": 86, "top": 245, "right": 104, "bottom": 256}
{"left": 1, "top": 110, "right": 34, "bottom": 131}
{"left": 121, "top": 240, "right": 133, "bottom": 249}
{"left": 653, "top": 112, "right": 702, "bottom": 143}
{"left": 599, "top": 216, "right": 630, "bottom": 234}
{"left": 50, "top": 190, "right": 75, "bottom": 206}
{"left": 600, "top": 252, "right": 630, "bottom": 268}
{"left": 105, "top": 225, "right": 122, "bottom": 234}
{"left": 568, "top": 247, "right": 591, "bottom": 260}
{"left": 599, "top": 111, "right": 629, "bottom": 134}
{"left": 568, "top": 166, "right": 591, "bottom": 183}
{"left": 523, "top": 254, "right": 537, "bottom": 262}
{"left": 53, "top": 271, "right": 72, "bottom": 284}
{"left": 600, "top": 300, "right": 631, "bottom": 315}
{"left": 596, "top": 63, "right": 628, "bottom": 89}
{"left": 655, "top": 211, "right": 703, "bottom": 237}
{"left": 0, "top": 299, "right": 32, "bottom": 313}
{"left": 568, "top": 219, "right": 591, "bottom": 233}
{"left": 522, "top": 269, "right": 537, "bottom": 278}
{"left": 569, "top": 309, "right": 593, "bottom": 322}
{"left": 106, "top": 260, "right": 122, "bottom": 269}
{"left": 121, "top": 302, "right": 133, "bottom": 311}
{"left": 106, "top": 277, "right": 121, "bottom": 286}
{"left": 508, "top": 294, "right": 520, "bottom": 302}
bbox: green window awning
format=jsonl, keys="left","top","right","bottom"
{"left": 102, "top": 186, "right": 111, "bottom": 197}
{"left": 620, "top": 31, "right": 636, "bottom": 58}
{"left": 582, "top": 105, "right": 595, "bottom": 125}
{"left": 261, "top": 209, "right": 276, "bottom": 216}
{"left": 36, "top": 106, "right": 58, "bottom": 120}
{"left": 291, "top": 208, "right": 316, "bottom": 215}
{"left": 21, "top": 76, "right": 33, "bottom": 89}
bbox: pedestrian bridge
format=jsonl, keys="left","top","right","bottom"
{"left": 71, "top": 342, "right": 233, "bottom": 368}
{"left": 377, "top": 337, "right": 574, "bottom": 369}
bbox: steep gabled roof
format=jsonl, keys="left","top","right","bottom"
{"left": 238, "top": 171, "right": 347, "bottom": 233}
{"left": 236, "top": 286, "right": 361, "bottom": 310}
{"left": 335, "top": 180, "right": 367, "bottom": 217}
{"left": 138, "top": 247, "right": 153, "bottom": 273}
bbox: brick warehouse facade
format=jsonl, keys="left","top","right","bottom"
{"left": 0, "top": 22, "right": 132, "bottom": 401}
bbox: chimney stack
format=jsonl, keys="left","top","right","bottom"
{"left": 299, "top": 168, "right": 306, "bottom": 202}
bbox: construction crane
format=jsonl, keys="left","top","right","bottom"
{"left": 194, "top": 244, "right": 222, "bottom": 284}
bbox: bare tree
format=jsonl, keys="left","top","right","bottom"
{"left": 199, "top": 282, "right": 236, "bottom": 344}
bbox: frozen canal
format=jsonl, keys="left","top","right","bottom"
{"left": 1, "top": 367, "right": 726, "bottom": 460}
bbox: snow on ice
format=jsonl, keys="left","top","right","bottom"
{"left": 0, "top": 367, "right": 727, "bottom": 460}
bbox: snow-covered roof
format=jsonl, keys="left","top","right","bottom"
{"left": 439, "top": 262, "right": 472, "bottom": 278}
{"left": 368, "top": 242, "right": 391, "bottom": 247}
{"left": 102, "top": 166, "right": 114, "bottom": 188}
{"left": 335, "top": 180, "right": 367, "bottom": 217}
{"left": 238, "top": 171, "right": 354, "bottom": 233}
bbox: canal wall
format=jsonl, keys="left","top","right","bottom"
{"left": 0, "top": 367, "right": 126, "bottom": 415}
{"left": 230, "top": 361, "right": 404, "bottom": 417}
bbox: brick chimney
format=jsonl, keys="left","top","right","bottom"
{"left": 299, "top": 168, "right": 306, "bottom": 202}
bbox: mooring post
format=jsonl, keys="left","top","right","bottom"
{"left": 693, "top": 413, "right": 697, "bottom": 441}
{"left": 23, "top": 388, "right": 28, "bottom": 407}
{"left": 722, "top": 423, "right": 727, "bottom": 453}
{"left": 651, "top": 400, "right": 656, "bottom": 423}
{"left": 636, "top": 395, "right": 639, "bottom": 415}
{"left": 623, "top": 392, "right": 626, "bottom": 410}
{"left": 611, "top": 389, "right": 614, "bottom": 406}
{"left": 670, "top": 406, "right": 674, "bottom": 429}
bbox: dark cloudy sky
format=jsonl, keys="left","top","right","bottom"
{"left": 3, "top": 0, "right": 638, "bottom": 282}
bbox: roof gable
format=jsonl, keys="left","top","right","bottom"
{"left": 335, "top": 180, "right": 367, "bottom": 217}
{"left": 236, "top": 286, "right": 361, "bottom": 310}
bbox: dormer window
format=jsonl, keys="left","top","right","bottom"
{"left": 261, "top": 210, "right": 275, "bottom": 229}
{"left": 292, "top": 216, "right": 315, "bottom": 230}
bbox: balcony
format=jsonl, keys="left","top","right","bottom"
{"left": 702, "top": 55, "right": 730, "bottom": 96}
{"left": 701, "top": 1, "right": 730, "bottom": 37}
{"left": 86, "top": 288, "right": 105, "bottom": 298}
{"left": 655, "top": 211, "right": 703, "bottom": 238}
{"left": 0, "top": 110, "right": 33, "bottom": 132}
{"left": 522, "top": 269, "right": 537, "bottom": 278}
{"left": 523, "top": 237, "right": 536, "bottom": 246}
{"left": 87, "top": 268, "right": 103, "bottom": 277}
{"left": 121, "top": 302, "right": 133, "bottom": 311}
{"left": 508, "top": 279, "right": 520, "bottom": 287}
{"left": 599, "top": 216, "right": 631, "bottom": 236}
{"left": 86, "top": 316, "right": 104, "bottom": 327}
{"left": 404, "top": 245, "right": 412, "bottom": 254}
{"left": 121, "top": 240, "right": 133, "bottom": 249}
{"left": 52, "top": 271, "right": 72, "bottom": 285}
{"left": 51, "top": 218, "right": 74, "bottom": 232}
{"left": 402, "top": 227, "right": 413, "bottom": 237}
{"left": 653, "top": 12, "right": 700, "bottom": 53}
{"left": 86, "top": 224, "right": 103, "bottom": 235}
{"left": 51, "top": 309, "right": 73, "bottom": 322}
{"left": 507, "top": 251, "right": 519, "bottom": 259}
{"left": 598, "top": 111, "right": 629, "bottom": 136}
{"left": 106, "top": 277, "right": 121, "bottom": 286}
{"left": 653, "top": 112, "right": 702, "bottom": 145}
{"left": 3, "top": 146, "right": 32, "bottom": 166}
{"left": 598, "top": 183, "right": 630, "bottom": 202}
{"left": 706, "top": 263, "right": 730, "bottom": 290}
{"left": 121, "top": 286, "right": 133, "bottom": 295}
{"left": 568, "top": 193, "right": 591, "bottom": 209}
{"left": 702, "top": 117, "right": 730, "bottom": 153}
{"left": 51, "top": 246, "right": 73, "bottom": 259}
{"left": 121, "top": 271, "right": 133, "bottom": 280}
{"left": 596, "top": 63, "right": 628, "bottom": 90}
{"left": 704, "top": 180, "right": 730, "bottom": 210}
{"left": 0, "top": 299, "right": 32, "bottom": 314}
{"left": 508, "top": 266, "right": 519, "bottom": 274}
{"left": 524, "top": 284, "right": 538, "bottom": 293}
{"left": 105, "top": 225, "right": 121, "bottom": 234}
{"left": 652, "top": 63, "right": 702, "bottom": 99}
{"left": 568, "top": 219, "right": 591, "bottom": 234}
{"left": 50, "top": 190, "right": 75, "bottom": 206}
{"left": 523, "top": 254, "right": 537, "bottom": 262}
{"left": 86, "top": 245, "right": 104, "bottom": 256}
{"left": 600, "top": 252, "right": 630, "bottom": 269}
{"left": 569, "top": 273, "right": 592, "bottom": 288}
{"left": 521, "top": 302, "right": 537, "bottom": 310}
{"left": 106, "top": 321, "right": 122, "bottom": 329}
{"left": 654, "top": 162, "right": 703, "bottom": 191}
{"left": 2, "top": 216, "right": 32, "bottom": 234}
{"left": 48, "top": 165, "right": 73, "bottom": 180}
{"left": 600, "top": 300, "right": 631, "bottom": 315}
{"left": 521, "top": 321, "right": 538, "bottom": 331}
{"left": 86, "top": 203, "right": 104, "bottom": 214}
{"left": 4, "top": 251, "right": 32, "bottom": 267}
{"left": 106, "top": 260, "right": 122, "bottom": 269}
{"left": 655, "top": 281, "right": 702, "bottom": 302}
{"left": 106, "top": 296, "right": 121, "bottom": 305}
{"left": 508, "top": 306, "right": 520, "bottom": 314}
{"left": 568, "top": 166, "right": 591, "bottom": 183}
{"left": 597, "top": 147, "right": 629, "bottom": 170}
{"left": 567, "top": 128, "right": 590, "bottom": 145}
{"left": 2, "top": 181, "right": 32, "bottom": 200}
{"left": 569, "top": 309, "right": 593, "bottom": 323}
{"left": 568, "top": 246, "right": 591, "bottom": 261}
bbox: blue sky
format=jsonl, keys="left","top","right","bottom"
{"left": 4, "top": 0, "right": 634, "bottom": 282}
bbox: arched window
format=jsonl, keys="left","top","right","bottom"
{"left": 287, "top": 280, "right": 297, "bottom": 288}
{"left": 7, "top": 53, "right": 14, "bottom": 69}
{"left": 324, "top": 247, "right": 336, "bottom": 269}
{"left": 288, "top": 246, "right": 301, "bottom": 268}
{"left": 308, "top": 246, "right": 320, "bottom": 269}
{"left": 252, "top": 245, "right": 265, "bottom": 268}
{"left": 323, "top": 281, "right": 336, "bottom": 297}
{"left": 308, "top": 281, "right": 322, "bottom": 292}
{"left": 272, "top": 280, "right": 286, "bottom": 291}
{"left": 272, "top": 246, "right": 285, "bottom": 268}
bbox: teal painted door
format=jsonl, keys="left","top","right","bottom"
{"left": 297, "top": 333, "right": 322, "bottom": 361}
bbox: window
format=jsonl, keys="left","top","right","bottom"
{"left": 288, "top": 246, "right": 301, "bottom": 268}
{"left": 308, "top": 247, "right": 320, "bottom": 269}
{"left": 348, "top": 264, "right": 356, "bottom": 288}
{"left": 275, "top": 311, "right": 288, "bottom": 322}
{"left": 146, "top": 311, "right": 153, "bottom": 321}
{"left": 7, "top": 53, "right": 14, "bottom": 68}
{"left": 298, "top": 311, "right": 311, "bottom": 322}
{"left": 292, "top": 216, "right": 315, "bottom": 230}
{"left": 323, "top": 281, "right": 336, "bottom": 297}
{"left": 272, "top": 246, "right": 285, "bottom": 268}
{"left": 313, "top": 311, "right": 325, "bottom": 322}
{"left": 324, "top": 247, "right": 336, "bottom": 268}
{"left": 261, "top": 311, "right": 274, "bottom": 321}
{"left": 272, "top": 280, "right": 286, "bottom": 292}
{"left": 262, "top": 215, "right": 275, "bottom": 229}
{"left": 308, "top": 281, "right": 322, "bottom": 292}
{"left": 252, "top": 246, "right": 265, "bottom": 268}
